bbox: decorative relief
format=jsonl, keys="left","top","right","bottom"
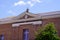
{"left": 25, "top": 15, "right": 28, "bottom": 19}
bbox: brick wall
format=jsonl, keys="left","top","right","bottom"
{"left": 0, "top": 17, "right": 60, "bottom": 40}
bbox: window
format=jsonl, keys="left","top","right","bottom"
{"left": 23, "top": 29, "right": 29, "bottom": 40}
{"left": 0, "top": 34, "right": 4, "bottom": 40}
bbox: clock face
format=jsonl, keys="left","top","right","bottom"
{"left": 25, "top": 15, "right": 28, "bottom": 19}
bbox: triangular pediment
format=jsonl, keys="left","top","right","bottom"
{"left": 15, "top": 12, "right": 37, "bottom": 19}
{"left": 13, "top": 9, "right": 38, "bottom": 20}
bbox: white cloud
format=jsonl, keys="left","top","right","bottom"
{"left": 37, "top": 0, "right": 41, "bottom": 3}
{"left": 31, "top": 0, "right": 41, "bottom": 3}
{"left": 14, "top": 1, "right": 26, "bottom": 6}
{"left": 14, "top": 0, "right": 42, "bottom": 7}
{"left": 27, "top": 1, "right": 34, "bottom": 7}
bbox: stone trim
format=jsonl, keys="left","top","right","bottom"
{"left": 12, "top": 21, "right": 42, "bottom": 27}
{"left": 0, "top": 18, "right": 41, "bottom": 24}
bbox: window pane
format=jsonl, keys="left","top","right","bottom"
{"left": 0, "top": 34, "right": 4, "bottom": 40}
{"left": 23, "top": 29, "right": 29, "bottom": 40}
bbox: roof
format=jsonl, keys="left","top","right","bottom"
{"left": 37, "top": 11, "right": 60, "bottom": 16}
{"left": 0, "top": 9, "right": 60, "bottom": 24}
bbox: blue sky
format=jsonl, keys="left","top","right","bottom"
{"left": 0, "top": 0, "right": 60, "bottom": 18}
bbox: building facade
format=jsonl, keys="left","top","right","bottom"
{"left": 0, "top": 9, "right": 60, "bottom": 40}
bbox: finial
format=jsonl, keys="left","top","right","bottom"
{"left": 26, "top": 8, "right": 29, "bottom": 12}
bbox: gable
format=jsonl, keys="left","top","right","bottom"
{"left": 11, "top": 9, "right": 39, "bottom": 20}
{"left": 13, "top": 12, "right": 38, "bottom": 20}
